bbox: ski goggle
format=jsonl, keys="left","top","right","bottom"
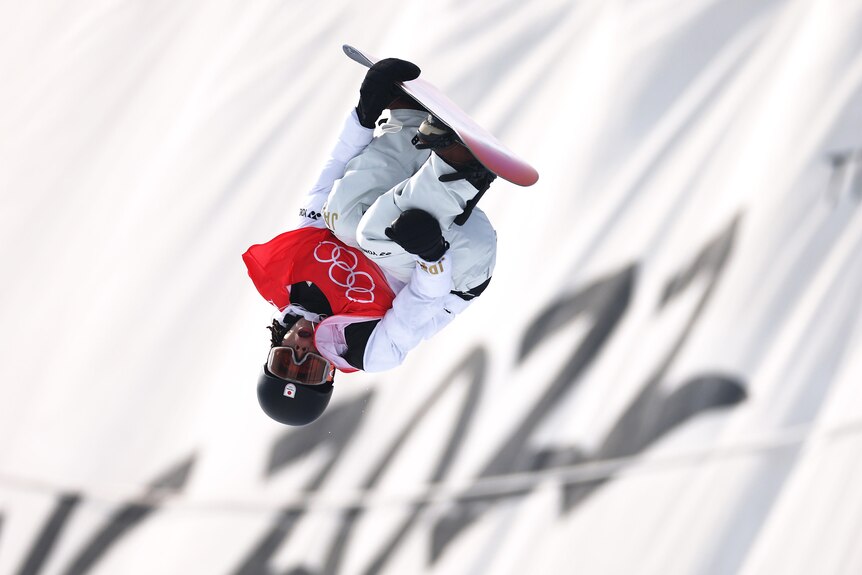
{"left": 266, "top": 347, "right": 332, "bottom": 386}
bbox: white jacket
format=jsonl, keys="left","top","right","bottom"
{"left": 291, "top": 109, "right": 473, "bottom": 372}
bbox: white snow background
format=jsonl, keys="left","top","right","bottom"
{"left": 1, "top": 1, "right": 862, "bottom": 574}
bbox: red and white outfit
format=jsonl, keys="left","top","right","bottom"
{"left": 244, "top": 108, "right": 489, "bottom": 372}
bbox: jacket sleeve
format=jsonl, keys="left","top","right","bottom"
{"left": 295, "top": 109, "right": 374, "bottom": 229}
{"left": 360, "top": 255, "right": 472, "bottom": 372}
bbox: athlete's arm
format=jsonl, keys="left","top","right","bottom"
{"left": 359, "top": 255, "right": 471, "bottom": 372}
{"left": 295, "top": 109, "right": 373, "bottom": 229}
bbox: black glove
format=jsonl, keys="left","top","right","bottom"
{"left": 384, "top": 209, "right": 449, "bottom": 261}
{"left": 356, "top": 58, "right": 421, "bottom": 129}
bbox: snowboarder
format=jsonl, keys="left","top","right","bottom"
{"left": 243, "top": 57, "right": 498, "bottom": 426}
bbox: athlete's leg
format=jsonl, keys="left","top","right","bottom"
{"left": 356, "top": 154, "right": 497, "bottom": 292}
{"left": 324, "top": 108, "right": 429, "bottom": 248}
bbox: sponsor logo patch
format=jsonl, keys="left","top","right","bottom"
{"left": 299, "top": 208, "right": 322, "bottom": 220}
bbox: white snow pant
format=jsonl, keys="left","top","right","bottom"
{"left": 325, "top": 109, "right": 497, "bottom": 294}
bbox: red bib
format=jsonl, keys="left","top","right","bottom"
{"left": 243, "top": 227, "right": 395, "bottom": 317}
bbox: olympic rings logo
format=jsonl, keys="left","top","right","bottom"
{"left": 313, "top": 241, "right": 376, "bottom": 303}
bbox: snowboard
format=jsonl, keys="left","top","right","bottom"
{"left": 343, "top": 44, "right": 539, "bottom": 187}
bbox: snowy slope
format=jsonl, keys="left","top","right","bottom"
{"left": 1, "top": 1, "right": 862, "bottom": 574}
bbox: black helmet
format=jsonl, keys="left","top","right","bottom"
{"left": 257, "top": 365, "right": 333, "bottom": 426}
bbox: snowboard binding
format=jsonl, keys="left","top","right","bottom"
{"left": 411, "top": 114, "right": 496, "bottom": 226}
{"left": 447, "top": 165, "right": 496, "bottom": 226}
{"left": 411, "top": 114, "right": 497, "bottom": 226}
{"left": 412, "top": 114, "right": 461, "bottom": 150}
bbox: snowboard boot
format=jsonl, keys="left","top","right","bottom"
{"left": 412, "top": 114, "right": 461, "bottom": 156}
{"left": 412, "top": 114, "right": 497, "bottom": 225}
